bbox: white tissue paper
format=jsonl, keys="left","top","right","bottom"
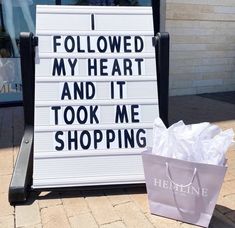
{"left": 152, "top": 118, "right": 234, "bottom": 165}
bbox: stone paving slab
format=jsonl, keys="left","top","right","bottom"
{"left": 0, "top": 192, "right": 14, "bottom": 217}
{"left": 0, "top": 148, "right": 13, "bottom": 176}
{"left": 15, "top": 200, "right": 41, "bottom": 228}
{"left": 40, "top": 205, "right": 70, "bottom": 228}
{"left": 69, "top": 212, "right": 98, "bottom": 228}
{"left": 85, "top": 194, "right": 121, "bottom": 225}
{"left": 0, "top": 94, "right": 235, "bottom": 228}
{"left": 0, "top": 215, "right": 14, "bottom": 228}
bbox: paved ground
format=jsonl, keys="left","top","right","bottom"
{"left": 0, "top": 92, "right": 235, "bottom": 228}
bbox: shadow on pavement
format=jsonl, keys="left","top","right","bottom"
{"left": 36, "top": 185, "right": 146, "bottom": 199}
{"left": 22, "top": 185, "right": 147, "bottom": 205}
{"left": 169, "top": 92, "right": 235, "bottom": 125}
{"left": 199, "top": 91, "right": 235, "bottom": 105}
{"left": 209, "top": 205, "right": 235, "bottom": 228}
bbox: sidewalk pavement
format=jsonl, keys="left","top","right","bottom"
{"left": 0, "top": 92, "right": 235, "bottom": 228}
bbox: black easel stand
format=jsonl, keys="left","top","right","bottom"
{"left": 152, "top": 0, "right": 169, "bottom": 127}
{"left": 8, "top": 33, "right": 37, "bottom": 205}
{"left": 153, "top": 32, "right": 169, "bottom": 127}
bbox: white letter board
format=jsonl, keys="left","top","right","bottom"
{"left": 33, "top": 5, "right": 159, "bottom": 189}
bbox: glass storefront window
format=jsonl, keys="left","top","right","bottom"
{"left": 114, "top": 0, "right": 151, "bottom": 6}
{"left": 62, "top": 0, "right": 151, "bottom": 6}
{"left": 0, "top": 0, "right": 55, "bottom": 103}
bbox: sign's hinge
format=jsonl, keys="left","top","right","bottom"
{"left": 152, "top": 36, "right": 159, "bottom": 47}
{"left": 33, "top": 36, "right": 38, "bottom": 47}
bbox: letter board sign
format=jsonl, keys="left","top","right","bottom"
{"left": 33, "top": 5, "right": 159, "bottom": 188}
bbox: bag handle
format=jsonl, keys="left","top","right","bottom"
{"left": 165, "top": 162, "right": 197, "bottom": 188}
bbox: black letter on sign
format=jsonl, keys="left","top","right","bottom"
{"left": 110, "top": 82, "right": 114, "bottom": 99}
{"left": 109, "top": 36, "right": 121, "bottom": 52}
{"left": 90, "top": 106, "right": 99, "bottom": 124}
{"left": 77, "top": 106, "right": 88, "bottom": 124}
{"left": 135, "top": 36, "right": 144, "bottom": 52}
{"left": 74, "top": 82, "right": 84, "bottom": 100}
{"left": 106, "top": 130, "right": 115, "bottom": 149}
{"left": 88, "top": 59, "right": 97, "bottom": 76}
{"left": 68, "top": 131, "right": 78, "bottom": 150}
{"left": 64, "top": 36, "right": 75, "bottom": 52}
{"left": 64, "top": 106, "right": 75, "bottom": 124}
{"left": 112, "top": 59, "right": 121, "bottom": 75}
{"left": 61, "top": 82, "right": 72, "bottom": 100}
{"left": 77, "top": 36, "right": 85, "bottom": 52}
{"left": 124, "top": 129, "right": 135, "bottom": 148}
{"left": 131, "top": 105, "right": 140, "bottom": 123}
{"left": 123, "top": 59, "right": 132, "bottom": 75}
{"left": 80, "top": 130, "right": 91, "bottom": 149}
{"left": 123, "top": 36, "right": 132, "bottom": 53}
{"left": 97, "top": 36, "right": 108, "bottom": 53}
{"left": 53, "top": 36, "right": 61, "bottom": 52}
{"left": 117, "top": 81, "right": 126, "bottom": 99}
{"left": 135, "top": 58, "right": 144, "bottom": 75}
{"left": 94, "top": 130, "right": 103, "bottom": 149}
{"left": 55, "top": 131, "right": 64, "bottom": 151}
{"left": 68, "top": 59, "right": 77, "bottom": 76}
{"left": 100, "top": 59, "right": 108, "bottom": 76}
{"left": 117, "top": 129, "right": 122, "bottom": 148}
{"left": 115, "top": 105, "right": 128, "bottom": 123}
{"left": 52, "top": 58, "right": 66, "bottom": 76}
{"left": 51, "top": 106, "right": 61, "bottom": 125}
{"left": 86, "top": 82, "right": 95, "bottom": 99}
{"left": 136, "top": 129, "right": 146, "bottom": 147}
{"left": 87, "top": 36, "right": 95, "bottom": 53}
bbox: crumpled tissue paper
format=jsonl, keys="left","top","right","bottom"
{"left": 152, "top": 118, "right": 234, "bottom": 165}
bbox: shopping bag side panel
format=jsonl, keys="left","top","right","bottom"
{"left": 141, "top": 151, "right": 227, "bottom": 227}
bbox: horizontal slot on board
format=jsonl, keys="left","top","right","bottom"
{"left": 35, "top": 122, "right": 153, "bottom": 132}
{"left": 37, "top": 52, "right": 155, "bottom": 59}
{"left": 35, "top": 98, "right": 158, "bottom": 107}
{"left": 37, "top": 30, "right": 153, "bottom": 36}
{"left": 35, "top": 76, "right": 157, "bottom": 82}
{"left": 34, "top": 148, "right": 145, "bottom": 158}
{"left": 37, "top": 6, "right": 152, "bottom": 15}
{"left": 33, "top": 174, "right": 144, "bottom": 189}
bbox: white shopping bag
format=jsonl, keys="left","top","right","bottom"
{"left": 142, "top": 148, "right": 227, "bottom": 227}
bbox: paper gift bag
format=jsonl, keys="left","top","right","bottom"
{"left": 142, "top": 149, "right": 227, "bottom": 227}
